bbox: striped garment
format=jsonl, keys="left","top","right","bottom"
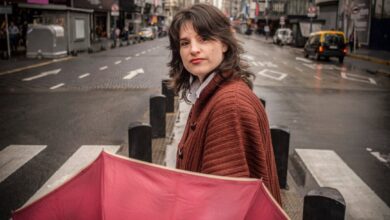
{"left": 176, "top": 72, "right": 282, "bottom": 204}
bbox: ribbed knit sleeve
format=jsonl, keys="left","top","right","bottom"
{"left": 201, "top": 83, "right": 281, "bottom": 204}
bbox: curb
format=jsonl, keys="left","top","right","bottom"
{"left": 348, "top": 53, "right": 390, "bottom": 66}
{"left": 366, "top": 68, "right": 390, "bottom": 77}
{"left": 0, "top": 56, "right": 73, "bottom": 76}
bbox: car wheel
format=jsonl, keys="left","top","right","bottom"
{"left": 304, "top": 52, "right": 309, "bottom": 58}
{"left": 315, "top": 52, "right": 321, "bottom": 61}
{"left": 339, "top": 56, "right": 344, "bottom": 63}
{"left": 325, "top": 56, "right": 330, "bottom": 61}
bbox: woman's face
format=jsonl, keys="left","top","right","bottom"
{"left": 179, "top": 22, "right": 227, "bottom": 82}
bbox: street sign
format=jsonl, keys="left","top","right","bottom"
{"left": 307, "top": 5, "right": 316, "bottom": 18}
{"left": 111, "top": 3, "right": 119, "bottom": 16}
{"left": 0, "top": 5, "right": 12, "bottom": 14}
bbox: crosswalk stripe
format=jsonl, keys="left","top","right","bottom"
{"left": 0, "top": 145, "right": 47, "bottom": 183}
{"left": 26, "top": 145, "right": 120, "bottom": 204}
{"left": 295, "top": 149, "right": 390, "bottom": 219}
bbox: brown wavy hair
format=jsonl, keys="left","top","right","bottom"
{"left": 167, "top": 3, "right": 254, "bottom": 102}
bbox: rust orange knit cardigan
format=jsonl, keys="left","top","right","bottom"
{"left": 176, "top": 72, "right": 282, "bottom": 204}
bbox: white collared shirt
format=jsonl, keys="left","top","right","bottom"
{"left": 187, "top": 72, "right": 216, "bottom": 105}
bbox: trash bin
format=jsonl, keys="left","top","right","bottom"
{"left": 26, "top": 25, "right": 67, "bottom": 59}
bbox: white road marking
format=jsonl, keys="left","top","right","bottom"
{"left": 313, "top": 75, "right": 322, "bottom": 80}
{"left": 26, "top": 145, "right": 120, "bottom": 204}
{"left": 22, "top": 68, "right": 61, "bottom": 81}
{"left": 147, "top": 49, "right": 151, "bottom": 52}
{"left": 135, "top": 53, "right": 140, "bottom": 56}
{"left": 114, "top": 60, "right": 122, "bottom": 65}
{"left": 370, "top": 152, "right": 387, "bottom": 163}
{"left": 50, "top": 83, "right": 65, "bottom": 90}
{"left": 0, "top": 145, "right": 47, "bottom": 183}
{"left": 99, "top": 66, "right": 108, "bottom": 71}
{"left": 295, "top": 67, "right": 303, "bottom": 72}
{"left": 256, "top": 61, "right": 264, "bottom": 67}
{"left": 141, "top": 51, "right": 146, "bottom": 54}
{"left": 257, "top": 69, "right": 287, "bottom": 81}
{"left": 296, "top": 57, "right": 313, "bottom": 63}
{"left": 303, "top": 63, "right": 316, "bottom": 69}
{"left": 78, "top": 73, "right": 90, "bottom": 79}
{"left": 125, "top": 56, "right": 132, "bottom": 60}
{"left": 251, "top": 61, "right": 258, "bottom": 66}
{"left": 295, "top": 149, "right": 390, "bottom": 220}
{"left": 282, "top": 61, "right": 288, "bottom": 65}
{"left": 341, "top": 72, "right": 377, "bottom": 85}
{"left": 123, "top": 68, "right": 144, "bottom": 80}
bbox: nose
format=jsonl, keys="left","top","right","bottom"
{"left": 190, "top": 41, "right": 200, "bottom": 55}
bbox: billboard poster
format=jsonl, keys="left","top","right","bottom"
{"left": 349, "top": 0, "right": 371, "bottom": 45}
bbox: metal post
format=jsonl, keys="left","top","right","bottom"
{"left": 310, "top": 17, "right": 313, "bottom": 34}
{"left": 270, "top": 126, "right": 290, "bottom": 189}
{"left": 162, "top": 79, "right": 175, "bottom": 113}
{"left": 150, "top": 95, "right": 166, "bottom": 138}
{"left": 4, "top": 1, "right": 11, "bottom": 59}
{"left": 303, "top": 187, "right": 346, "bottom": 220}
{"left": 353, "top": 21, "right": 356, "bottom": 52}
{"left": 128, "top": 122, "right": 152, "bottom": 162}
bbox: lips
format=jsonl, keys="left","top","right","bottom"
{"left": 190, "top": 58, "right": 205, "bottom": 64}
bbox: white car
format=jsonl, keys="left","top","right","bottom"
{"left": 273, "top": 28, "right": 293, "bottom": 45}
{"left": 138, "top": 27, "right": 155, "bottom": 40}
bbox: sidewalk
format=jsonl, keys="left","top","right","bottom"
{"left": 158, "top": 99, "right": 303, "bottom": 220}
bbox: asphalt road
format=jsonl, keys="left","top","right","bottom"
{"left": 0, "top": 35, "right": 389, "bottom": 219}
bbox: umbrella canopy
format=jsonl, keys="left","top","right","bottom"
{"left": 13, "top": 151, "right": 289, "bottom": 220}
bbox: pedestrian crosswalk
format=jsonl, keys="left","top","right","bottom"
{"left": 0, "top": 144, "right": 121, "bottom": 208}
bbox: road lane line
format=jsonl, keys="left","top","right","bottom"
{"left": 125, "top": 56, "right": 132, "bottom": 60}
{"left": 251, "top": 61, "right": 258, "bottom": 66}
{"left": 0, "top": 145, "right": 47, "bottom": 183}
{"left": 135, "top": 53, "right": 140, "bottom": 56}
{"left": 141, "top": 51, "right": 146, "bottom": 54}
{"left": 341, "top": 72, "right": 377, "bottom": 85}
{"left": 257, "top": 69, "right": 287, "bottom": 81}
{"left": 99, "top": 66, "right": 108, "bottom": 71}
{"left": 296, "top": 57, "right": 313, "bottom": 63}
{"left": 0, "top": 57, "right": 72, "bottom": 76}
{"left": 295, "top": 149, "right": 390, "bottom": 220}
{"left": 22, "top": 68, "right": 62, "bottom": 81}
{"left": 26, "top": 145, "right": 120, "bottom": 204}
{"left": 114, "top": 60, "right": 122, "bottom": 65}
{"left": 50, "top": 83, "right": 65, "bottom": 90}
{"left": 78, "top": 73, "right": 90, "bottom": 79}
{"left": 123, "top": 68, "right": 144, "bottom": 80}
{"left": 295, "top": 67, "right": 303, "bottom": 72}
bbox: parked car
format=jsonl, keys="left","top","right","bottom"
{"left": 273, "top": 28, "right": 293, "bottom": 45}
{"left": 304, "top": 30, "right": 347, "bottom": 63}
{"left": 138, "top": 27, "right": 155, "bottom": 40}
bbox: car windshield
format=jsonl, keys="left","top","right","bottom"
{"left": 324, "top": 34, "right": 344, "bottom": 45}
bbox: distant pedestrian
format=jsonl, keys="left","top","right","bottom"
{"left": 349, "top": 31, "right": 354, "bottom": 52}
{"left": 167, "top": 4, "right": 282, "bottom": 204}
{"left": 9, "top": 22, "right": 19, "bottom": 53}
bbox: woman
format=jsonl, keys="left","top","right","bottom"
{"left": 168, "top": 4, "right": 281, "bottom": 204}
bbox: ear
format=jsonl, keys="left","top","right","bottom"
{"left": 222, "top": 42, "right": 228, "bottom": 53}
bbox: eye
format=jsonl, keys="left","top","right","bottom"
{"left": 180, "top": 41, "right": 189, "bottom": 47}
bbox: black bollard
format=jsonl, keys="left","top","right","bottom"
{"left": 270, "top": 126, "right": 290, "bottom": 189}
{"left": 162, "top": 79, "right": 175, "bottom": 113}
{"left": 150, "top": 95, "right": 166, "bottom": 138}
{"left": 128, "top": 122, "right": 152, "bottom": 162}
{"left": 259, "top": 98, "right": 266, "bottom": 108}
{"left": 303, "top": 187, "right": 346, "bottom": 220}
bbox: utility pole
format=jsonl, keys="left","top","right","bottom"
{"left": 265, "top": 0, "right": 269, "bottom": 40}
{"left": 4, "top": 1, "right": 11, "bottom": 59}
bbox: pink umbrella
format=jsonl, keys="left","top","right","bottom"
{"left": 13, "top": 151, "right": 289, "bottom": 220}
